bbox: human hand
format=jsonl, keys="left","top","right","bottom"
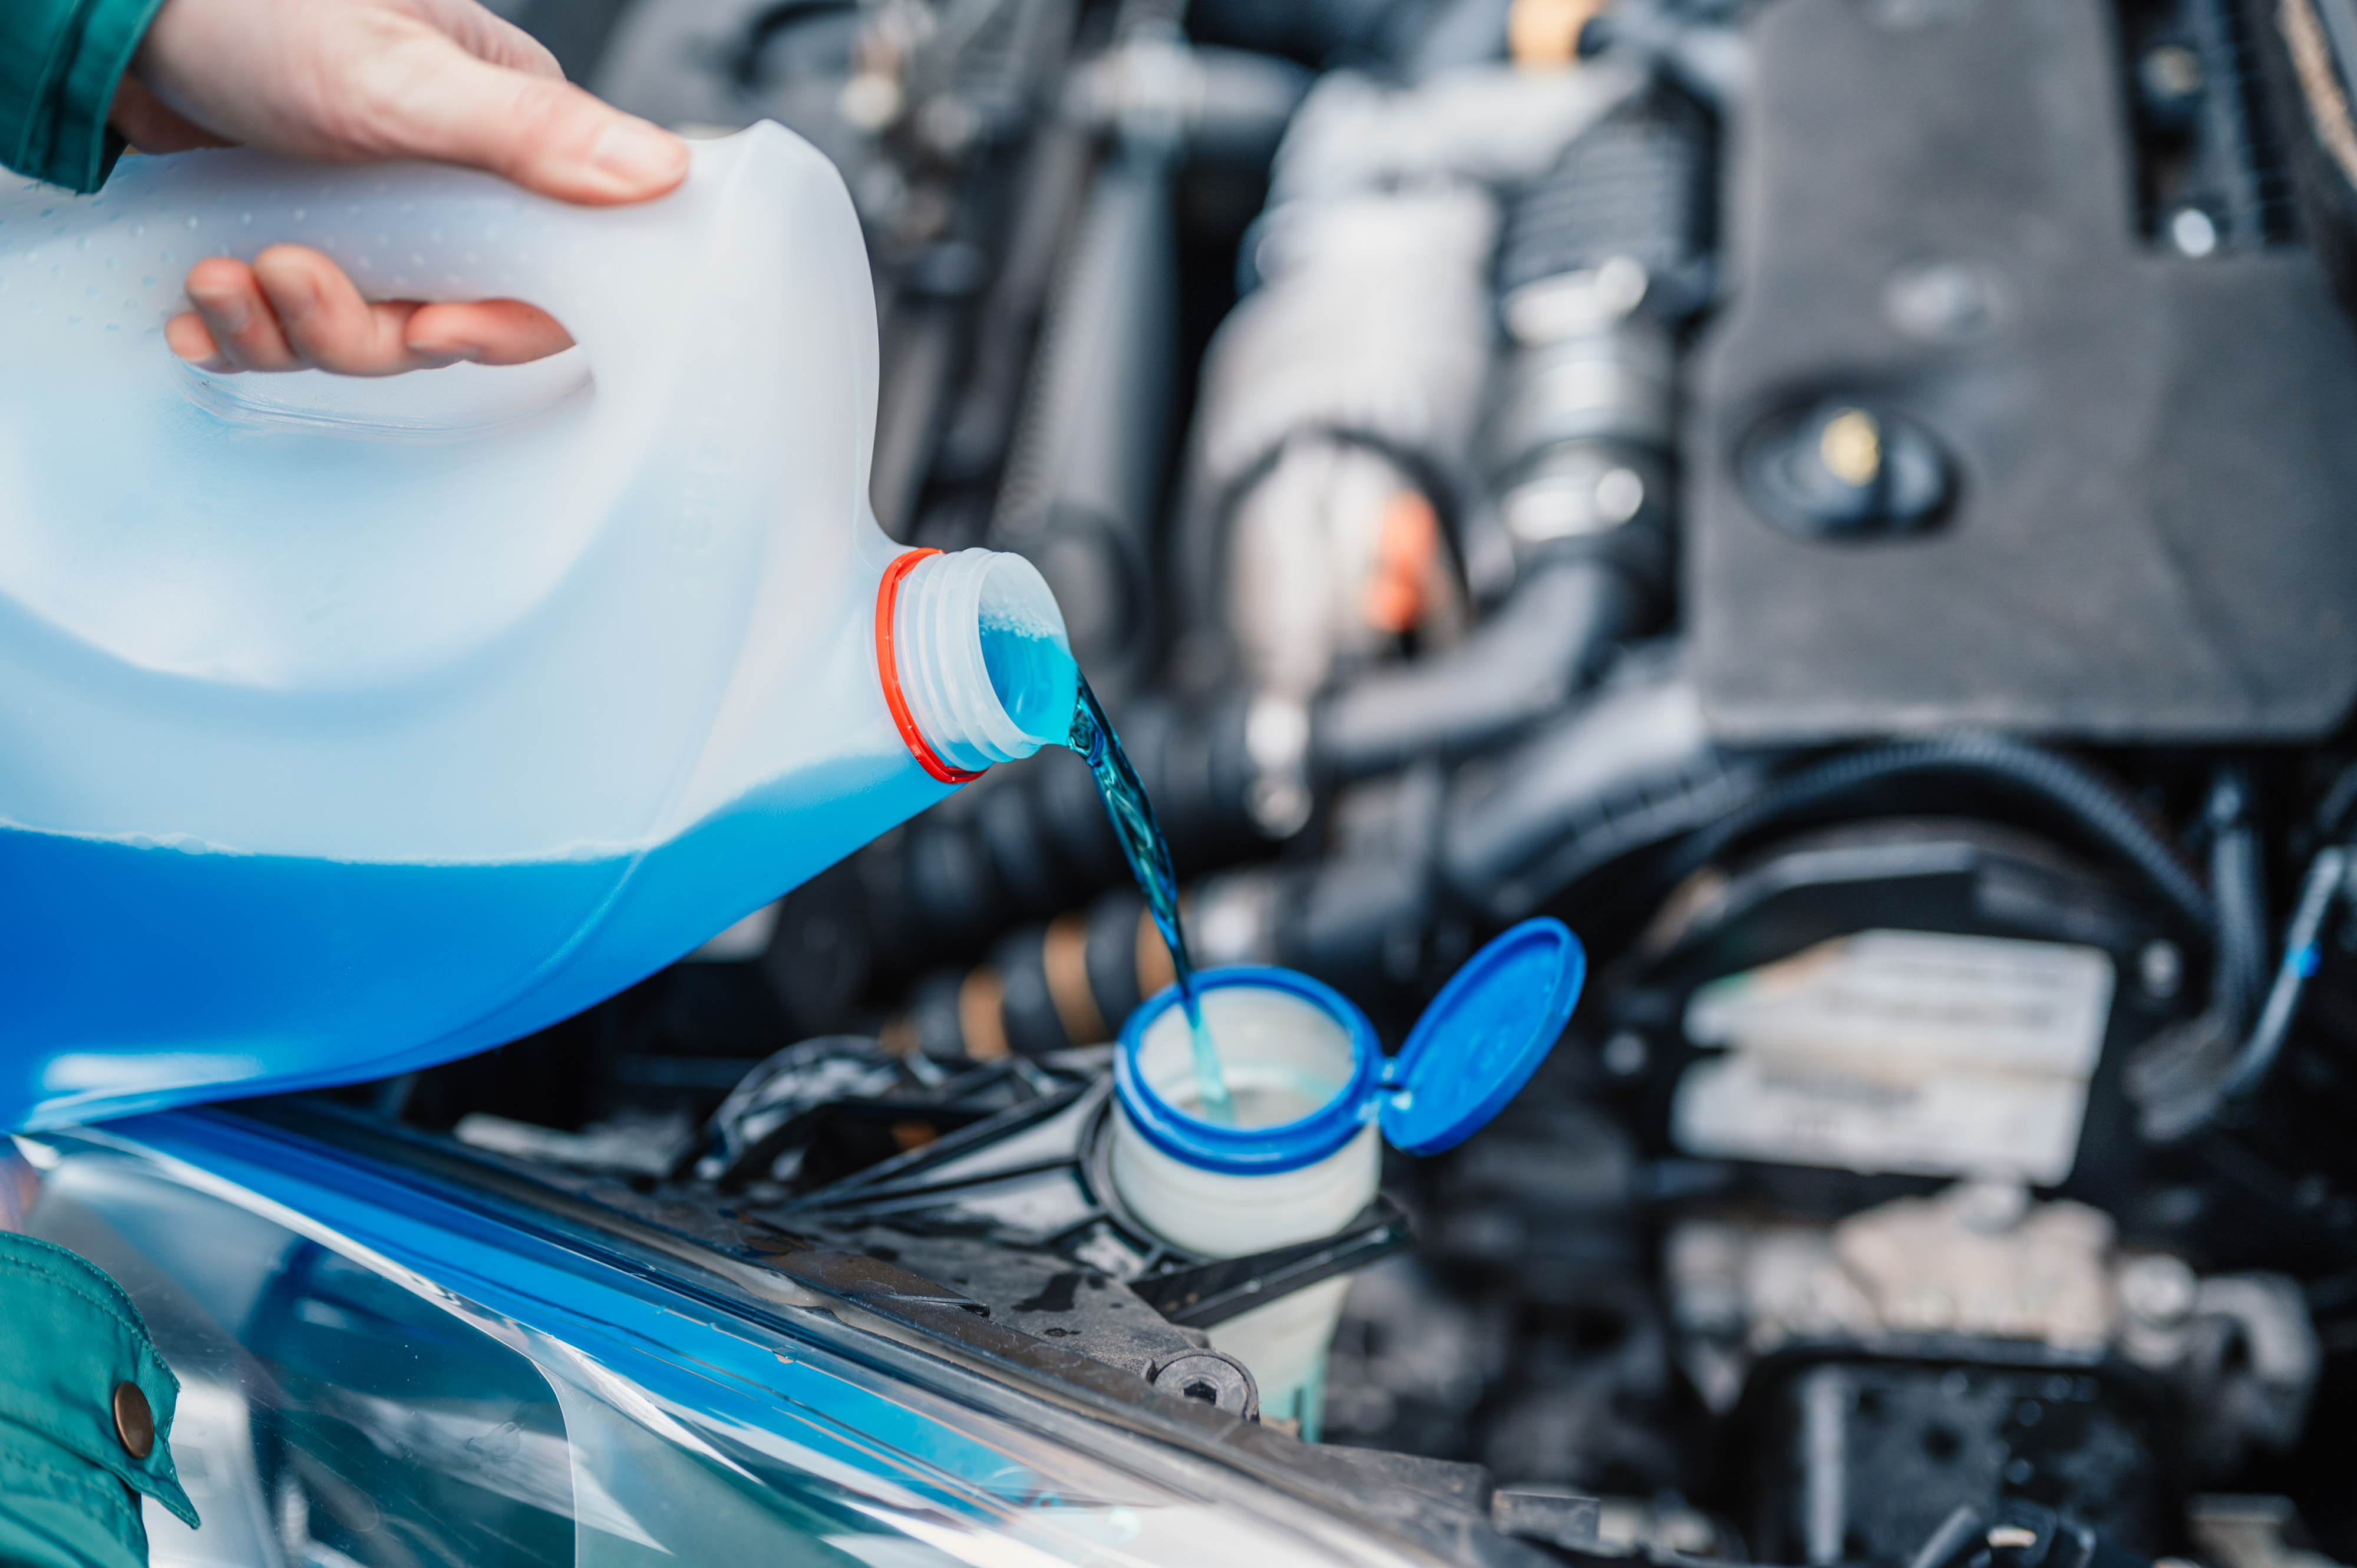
{"left": 117, "top": 0, "right": 690, "bottom": 375}
{"left": 163, "top": 246, "right": 579, "bottom": 374}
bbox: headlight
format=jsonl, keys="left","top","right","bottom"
{"left": 16, "top": 1111, "right": 1444, "bottom": 1568}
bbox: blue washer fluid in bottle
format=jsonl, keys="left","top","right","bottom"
{"left": 0, "top": 129, "right": 1083, "bottom": 1131}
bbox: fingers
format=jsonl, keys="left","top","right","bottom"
{"left": 356, "top": 35, "right": 689, "bottom": 205}
{"left": 256, "top": 245, "right": 434, "bottom": 374}
{"left": 179, "top": 255, "right": 301, "bottom": 370}
{"left": 169, "top": 247, "right": 575, "bottom": 375}
{"left": 162, "top": 311, "right": 228, "bottom": 369}
{"left": 107, "top": 73, "right": 237, "bottom": 153}
{"left": 130, "top": 0, "right": 687, "bottom": 204}
{"left": 404, "top": 299, "right": 576, "bottom": 365}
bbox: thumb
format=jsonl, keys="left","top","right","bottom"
{"left": 362, "top": 36, "right": 689, "bottom": 205}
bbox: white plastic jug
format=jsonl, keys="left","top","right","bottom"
{"left": 0, "top": 126, "right": 1075, "bottom": 1131}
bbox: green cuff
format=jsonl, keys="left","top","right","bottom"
{"left": 0, "top": 1234, "right": 199, "bottom": 1568}
{"left": 0, "top": 0, "right": 174, "bottom": 194}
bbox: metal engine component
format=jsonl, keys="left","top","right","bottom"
{"left": 1749, "top": 1361, "right": 2166, "bottom": 1563}
{"left": 1191, "top": 174, "right": 1500, "bottom": 739}
{"left": 1489, "top": 85, "right": 1711, "bottom": 555}
{"left": 1177, "top": 61, "right": 1654, "bottom": 832}
{"left": 1669, "top": 1181, "right": 2320, "bottom": 1562}
{"left": 1608, "top": 810, "right": 2198, "bottom": 1200}
{"left": 2191, "top": 1495, "right": 2352, "bottom": 1568}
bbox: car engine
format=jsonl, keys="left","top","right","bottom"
{"left": 345, "top": 0, "right": 2357, "bottom": 1560}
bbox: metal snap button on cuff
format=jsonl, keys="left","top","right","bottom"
{"left": 112, "top": 1382, "right": 154, "bottom": 1460}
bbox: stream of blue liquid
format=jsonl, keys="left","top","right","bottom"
{"left": 1063, "top": 678, "right": 1235, "bottom": 1125}
{"left": 975, "top": 614, "right": 1234, "bottom": 1124}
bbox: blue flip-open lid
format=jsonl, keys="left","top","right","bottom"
{"left": 1378, "top": 917, "right": 1585, "bottom": 1155}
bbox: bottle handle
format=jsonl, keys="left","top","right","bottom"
{"left": 119, "top": 124, "right": 860, "bottom": 445}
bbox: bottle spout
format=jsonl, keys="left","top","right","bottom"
{"left": 879, "top": 547, "right": 1078, "bottom": 780}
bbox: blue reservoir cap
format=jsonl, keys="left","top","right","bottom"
{"left": 1115, "top": 966, "right": 1381, "bottom": 1176}
{"left": 1378, "top": 917, "right": 1585, "bottom": 1155}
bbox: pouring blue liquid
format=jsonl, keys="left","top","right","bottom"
{"left": 978, "top": 619, "right": 1236, "bottom": 1124}
{"left": 1065, "top": 681, "right": 1236, "bottom": 1125}
{"left": 0, "top": 581, "right": 1236, "bottom": 1134}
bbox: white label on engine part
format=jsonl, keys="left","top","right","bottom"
{"left": 1671, "top": 930, "right": 2115, "bottom": 1184}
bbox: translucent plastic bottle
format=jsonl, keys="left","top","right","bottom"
{"left": 1110, "top": 919, "right": 1584, "bottom": 1436}
{"left": 0, "top": 127, "right": 1072, "bottom": 1131}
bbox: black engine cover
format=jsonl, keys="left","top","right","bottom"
{"left": 1688, "top": 0, "right": 2357, "bottom": 741}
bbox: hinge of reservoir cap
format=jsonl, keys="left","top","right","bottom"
{"left": 875, "top": 547, "right": 984, "bottom": 785}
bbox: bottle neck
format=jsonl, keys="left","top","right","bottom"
{"left": 886, "top": 547, "right": 1077, "bottom": 778}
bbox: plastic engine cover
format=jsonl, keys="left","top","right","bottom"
{"left": 1686, "top": 0, "right": 2357, "bottom": 741}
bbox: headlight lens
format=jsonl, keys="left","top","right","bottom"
{"left": 18, "top": 1115, "right": 1429, "bottom": 1568}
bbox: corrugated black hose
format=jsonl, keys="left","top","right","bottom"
{"left": 1654, "top": 732, "right": 2217, "bottom": 940}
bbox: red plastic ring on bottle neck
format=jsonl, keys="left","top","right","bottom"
{"left": 876, "top": 547, "right": 985, "bottom": 785}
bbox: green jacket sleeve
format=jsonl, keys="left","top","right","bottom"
{"left": 0, "top": 1234, "right": 199, "bottom": 1568}
{"left": 0, "top": 0, "right": 171, "bottom": 193}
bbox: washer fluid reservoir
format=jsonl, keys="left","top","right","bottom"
{"left": 1111, "top": 918, "right": 1584, "bottom": 1435}
{"left": 0, "top": 127, "right": 1071, "bottom": 1130}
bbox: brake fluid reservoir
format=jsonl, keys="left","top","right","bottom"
{"left": 1110, "top": 919, "right": 1584, "bottom": 1437}
{"left": 0, "top": 127, "right": 1072, "bottom": 1130}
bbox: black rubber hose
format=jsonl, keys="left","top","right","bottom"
{"left": 988, "top": 144, "right": 1178, "bottom": 704}
{"left": 731, "top": 0, "right": 859, "bottom": 91}
{"left": 2203, "top": 765, "right": 2269, "bottom": 1027}
{"left": 1313, "top": 554, "right": 1656, "bottom": 781}
{"left": 1437, "top": 655, "right": 1760, "bottom": 917}
{"left": 2219, "top": 844, "right": 2349, "bottom": 1107}
{"left": 2314, "top": 756, "right": 2357, "bottom": 839}
{"left": 1655, "top": 733, "right": 2217, "bottom": 939}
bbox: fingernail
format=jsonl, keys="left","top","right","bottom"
{"left": 588, "top": 120, "right": 687, "bottom": 187}
{"left": 171, "top": 342, "right": 234, "bottom": 371}
{"left": 405, "top": 338, "right": 477, "bottom": 365}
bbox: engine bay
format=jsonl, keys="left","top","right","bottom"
{"left": 338, "top": 0, "right": 2357, "bottom": 1559}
